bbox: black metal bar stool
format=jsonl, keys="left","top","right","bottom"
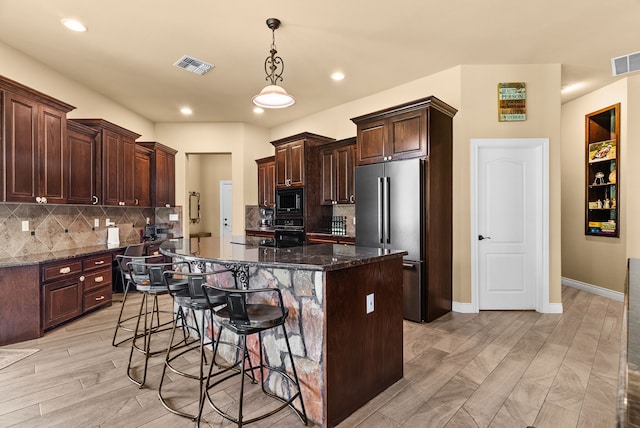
{"left": 158, "top": 268, "right": 231, "bottom": 421}
{"left": 112, "top": 243, "right": 145, "bottom": 347}
{"left": 198, "top": 282, "right": 308, "bottom": 427}
{"left": 126, "top": 259, "right": 189, "bottom": 388}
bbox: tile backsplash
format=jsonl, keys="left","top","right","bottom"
{"left": 0, "top": 203, "right": 183, "bottom": 259}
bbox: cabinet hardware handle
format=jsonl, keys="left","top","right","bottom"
{"left": 95, "top": 276, "right": 104, "bottom": 283}
{"left": 92, "top": 195, "right": 99, "bottom": 205}
{"left": 79, "top": 275, "right": 85, "bottom": 282}
{"left": 59, "top": 267, "right": 71, "bottom": 274}
{"left": 94, "top": 260, "right": 105, "bottom": 265}
{"left": 95, "top": 296, "right": 105, "bottom": 301}
{"left": 135, "top": 198, "right": 139, "bottom": 205}
{"left": 349, "top": 195, "right": 355, "bottom": 203}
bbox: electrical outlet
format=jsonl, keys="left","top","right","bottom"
{"left": 94, "top": 218, "right": 99, "bottom": 227}
{"left": 169, "top": 213, "right": 179, "bottom": 221}
{"left": 366, "top": 293, "right": 374, "bottom": 314}
{"left": 21, "top": 220, "right": 29, "bottom": 232}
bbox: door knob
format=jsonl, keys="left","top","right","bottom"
{"left": 478, "top": 235, "right": 491, "bottom": 240}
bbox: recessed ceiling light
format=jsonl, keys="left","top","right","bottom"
{"left": 62, "top": 18, "right": 87, "bottom": 32}
{"left": 331, "top": 72, "right": 345, "bottom": 81}
{"left": 180, "top": 107, "right": 193, "bottom": 115}
{"left": 253, "top": 107, "right": 264, "bottom": 114}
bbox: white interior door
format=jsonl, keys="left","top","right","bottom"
{"left": 220, "top": 180, "right": 232, "bottom": 238}
{"left": 472, "top": 139, "right": 548, "bottom": 310}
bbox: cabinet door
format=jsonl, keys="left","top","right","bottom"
{"left": 289, "top": 141, "right": 305, "bottom": 186}
{"left": 4, "top": 92, "right": 38, "bottom": 202}
{"left": 357, "top": 119, "right": 386, "bottom": 166}
{"left": 388, "top": 109, "right": 425, "bottom": 161}
{"left": 275, "top": 145, "right": 289, "bottom": 187}
{"left": 265, "top": 161, "right": 275, "bottom": 207}
{"left": 335, "top": 144, "right": 355, "bottom": 204}
{"left": 257, "top": 161, "right": 268, "bottom": 207}
{"left": 67, "top": 126, "right": 97, "bottom": 205}
{"left": 102, "top": 130, "right": 121, "bottom": 206}
{"left": 39, "top": 105, "right": 67, "bottom": 204}
{"left": 155, "top": 148, "right": 175, "bottom": 207}
{"left": 42, "top": 278, "right": 83, "bottom": 330}
{"left": 134, "top": 147, "right": 152, "bottom": 207}
{"left": 121, "top": 136, "right": 136, "bottom": 205}
{"left": 320, "top": 149, "right": 335, "bottom": 205}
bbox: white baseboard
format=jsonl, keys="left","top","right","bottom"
{"left": 452, "top": 301, "right": 477, "bottom": 313}
{"left": 562, "top": 277, "right": 624, "bottom": 302}
{"left": 539, "top": 302, "right": 563, "bottom": 314}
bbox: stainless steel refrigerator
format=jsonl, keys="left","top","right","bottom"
{"left": 355, "top": 157, "right": 450, "bottom": 322}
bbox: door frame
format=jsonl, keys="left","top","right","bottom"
{"left": 470, "top": 138, "right": 550, "bottom": 313}
{"left": 219, "top": 180, "right": 232, "bottom": 238}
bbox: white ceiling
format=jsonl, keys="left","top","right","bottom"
{"left": 0, "top": 0, "right": 638, "bottom": 128}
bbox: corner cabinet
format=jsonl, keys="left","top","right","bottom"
{"left": 256, "top": 156, "right": 275, "bottom": 208}
{"left": 351, "top": 97, "right": 457, "bottom": 166}
{"left": 585, "top": 103, "right": 620, "bottom": 237}
{"left": 0, "top": 75, "right": 75, "bottom": 203}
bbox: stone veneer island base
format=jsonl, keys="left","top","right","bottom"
{"left": 161, "top": 237, "right": 406, "bottom": 427}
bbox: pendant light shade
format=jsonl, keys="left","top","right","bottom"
{"left": 252, "top": 18, "right": 295, "bottom": 109}
{"left": 252, "top": 84, "right": 295, "bottom": 109}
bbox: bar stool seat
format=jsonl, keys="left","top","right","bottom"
{"left": 198, "top": 283, "right": 308, "bottom": 427}
{"left": 126, "top": 260, "right": 189, "bottom": 388}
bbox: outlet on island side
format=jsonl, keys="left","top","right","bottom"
{"left": 366, "top": 293, "right": 374, "bottom": 314}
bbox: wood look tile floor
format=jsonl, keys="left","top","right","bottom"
{"left": 0, "top": 285, "right": 622, "bottom": 427}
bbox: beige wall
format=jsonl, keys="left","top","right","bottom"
{"left": 0, "top": 41, "right": 155, "bottom": 139}
{"left": 561, "top": 79, "right": 630, "bottom": 293}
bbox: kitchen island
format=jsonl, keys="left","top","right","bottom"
{"left": 160, "top": 237, "right": 406, "bottom": 427}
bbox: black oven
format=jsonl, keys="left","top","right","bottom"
{"left": 273, "top": 217, "right": 305, "bottom": 247}
{"left": 276, "top": 188, "right": 304, "bottom": 216}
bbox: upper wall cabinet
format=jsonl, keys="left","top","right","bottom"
{"left": 134, "top": 144, "right": 153, "bottom": 207}
{"left": 66, "top": 120, "right": 99, "bottom": 205}
{"left": 136, "top": 142, "right": 177, "bottom": 207}
{"left": 272, "top": 133, "right": 335, "bottom": 189}
{"left": 320, "top": 137, "right": 356, "bottom": 205}
{"left": 351, "top": 97, "right": 457, "bottom": 166}
{"left": 256, "top": 155, "right": 275, "bottom": 208}
{"left": 0, "top": 75, "right": 75, "bottom": 203}
{"left": 585, "top": 103, "right": 620, "bottom": 238}
{"left": 71, "top": 119, "right": 141, "bottom": 206}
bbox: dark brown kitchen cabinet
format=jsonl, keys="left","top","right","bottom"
{"left": 66, "top": 120, "right": 99, "bottom": 205}
{"left": 41, "top": 259, "right": 83, "bottom": 330}
{"left": 256, "top": 155, "right": 275, "bottom": 208}
{"left": 274, "top": 140, "right": 305, "bottom": 188}
{"left": 134, "top": 145, "right": 153, "bottom": 207}
{"left": 136, "top": 142, "right": 177, "bottom": 207}
{"left": 0, "top": 76, "right": 75, "bottom": 203}
{"left": 71, "top": 119, "right": 141, "bottom": 206}
{"left": 351, "top": 98, "right": 455, "bottom": 166}
{"left": 320, "top": 137, "right": 356, "bottom": 205}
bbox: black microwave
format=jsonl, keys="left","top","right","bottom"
{"left": 276, "top": 188, "right": 304, "bottom": 216}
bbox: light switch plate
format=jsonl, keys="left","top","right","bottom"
{"left": 21, "top": 220, "right": 29, "bottom": 232}
{"left": 94, "top": 218, "right": 99, "bottom": 227}
{"left": 169, "top": 213, "right": 179, "bottom": 221}
{"left": 366, "top": 293, "right": 374, "bottom": 314}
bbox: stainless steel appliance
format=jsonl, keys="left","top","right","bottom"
{"left": 355, "top": 158, "right": 429, "bottom": 322}
{"left": 275, "top": 188, "right": 304, "bottom": 217}
{"left": 258, "top": 208, "right": 274, "bottom": 229}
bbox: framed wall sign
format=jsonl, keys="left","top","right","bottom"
{"left": 498, "top": 82, "right": 526, "bottom": 122}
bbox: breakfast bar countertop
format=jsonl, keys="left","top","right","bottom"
{"left": 160, "top": 236, "right": 405, "bottom": 272}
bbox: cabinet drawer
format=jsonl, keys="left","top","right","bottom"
{"left": 83, "top": 253, "right": 112, "bottom": 272}
{"left": 84, "top": 269, "right": 112, "bottom": 293}
{"left": 41, "top": 260, "right": 83, "bottom": 283}
{"left": 84, "top": 284, "right": 112, "bottom": 312}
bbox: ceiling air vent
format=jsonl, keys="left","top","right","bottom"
{"left": 611, "top": 51, "right": 640, "bottom": 76}
{"left": 174, "top": 55, "right": 214, "bottom": 75}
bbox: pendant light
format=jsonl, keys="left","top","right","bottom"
{"left": 252, "top": 18, "right": 295, "bottom": 109}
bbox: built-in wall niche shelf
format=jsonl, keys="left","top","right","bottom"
{"left": 585, "top": 103, "right": 620, "bottom": 237}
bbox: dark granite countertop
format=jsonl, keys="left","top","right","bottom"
{"left": 161, "top": 236, "right": 405, "bottom": 272}
{"left": 0, "top": 239, "right": 170, "bottom": 268}
{"left": 620, "top": 258, "right": 640, "bottom": 427}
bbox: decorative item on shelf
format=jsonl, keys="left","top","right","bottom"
{"left": 593, "top": 172, "right": 605, "bottom": 185}
{"left": 609, "top": 169, "right": 616, "bottom": 184}
{"left": 251, "top": 18, "right": 295, "bottom": 109}
{"left": 597, "top": 199, "right": 602, "bottom": 209}
{"left": 612, "top": 197, "right": 617, "bottom": 208}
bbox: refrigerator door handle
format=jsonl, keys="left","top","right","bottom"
{"left": 377, "top": 177, "right": 384, "bottom": 243}
{"left": 384, "top": 176, "right": 390, "bottom": 244}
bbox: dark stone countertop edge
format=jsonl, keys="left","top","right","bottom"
{"left": 160, "top": 239, "right": 406, "bottom": 272}
{"left": 0, "top": 239, "right": 174, "bottom": 268}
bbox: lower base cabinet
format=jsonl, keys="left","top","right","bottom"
{"left": 42, "top": 278, "right": 83, "bottom": 330}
